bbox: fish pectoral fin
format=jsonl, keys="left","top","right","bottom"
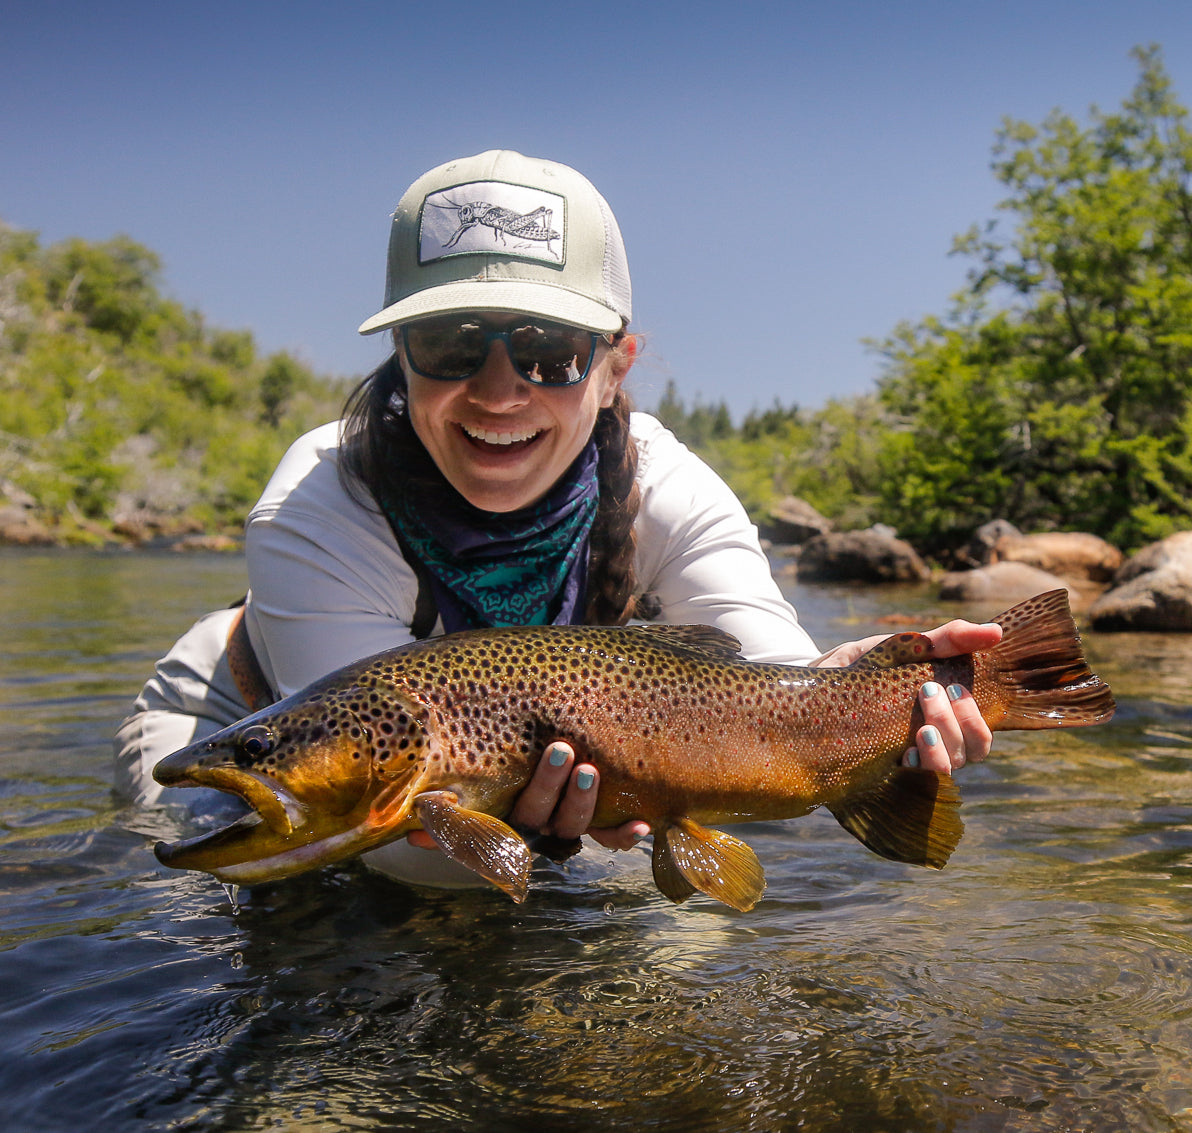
{"left": 828, "top": 768, "right": 963, "bottom": 869}
{"left": 413, "top": 791, "right": 531, "bottom": 903}
{"left": 652, "top": 818, "right": 765, "bottom": 912}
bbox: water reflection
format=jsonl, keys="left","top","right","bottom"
{"left": 2, "top": 551, "right": 1191, "bottom": 1131}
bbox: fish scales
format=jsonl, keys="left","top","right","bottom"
{"left": 153, "top": 590, "right": 1115, "bottom": 912}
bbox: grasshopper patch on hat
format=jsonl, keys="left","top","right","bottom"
{"left": 419, "top": 181, "right": 566, "bottom": 266}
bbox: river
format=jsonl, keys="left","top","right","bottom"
{"left": 1, "top": 548, "right": 1190, "bottom": 1132}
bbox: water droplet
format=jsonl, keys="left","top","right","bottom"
{"left": 230, "top": 951, "right": 243, "bottom": 970}
{"left": 221, "top": 882, "right": 241, "bottom": 914}
{"left": 603, "top": 901, "right": 615, "bottom": 916}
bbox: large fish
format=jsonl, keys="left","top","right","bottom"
{"left": 153, "top": 589, "right": 1114, "bottom": 911}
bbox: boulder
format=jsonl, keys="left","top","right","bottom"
{"left": 1089, "top": 532, "right": 1192, "bottom": 631}
{"left": 797, "top": 529, "right": 930, "bottom": 584}
{"left": 766, "top": 496, "right": 833, "bottom": 544}
{"left": 956, "top": 519, "right": 1022, "bottom": 567}
{"left": 939, "top": 561, "right": 1074, "bottom": 604}
{"left": 991, "top": 531, "right": 1122, "bottom": 583}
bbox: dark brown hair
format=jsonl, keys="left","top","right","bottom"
{"left": 338, "top": 338, "right": 642, "bottom": 626}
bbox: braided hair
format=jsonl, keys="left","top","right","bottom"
{"left": 338, "top": 336, "right": 643, "bottom": 626}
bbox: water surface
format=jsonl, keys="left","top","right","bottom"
{"left": 2, "top": 549, "right": 1190, "bottom": 1131}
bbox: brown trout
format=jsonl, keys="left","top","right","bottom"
{"left": 153, "top": 589, "right": 1114, "bottom": 911}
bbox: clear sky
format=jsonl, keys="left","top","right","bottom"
{"left": 4, "top": 1, "right": 1192, "bottom": 418}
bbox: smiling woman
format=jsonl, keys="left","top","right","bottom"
{"left": 114, "top": 149, "right": 997, "bottom": 894}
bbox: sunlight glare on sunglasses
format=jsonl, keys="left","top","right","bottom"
{"left": 402, "top": 316, "right": 605, "bottom": 386}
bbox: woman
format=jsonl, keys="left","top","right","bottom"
{"left": 115, "top": 150, "right": 997, "bottom": 888}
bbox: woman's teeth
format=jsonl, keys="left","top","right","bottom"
{"left": 462, "top": 424, "right": 541, "bottom": 446}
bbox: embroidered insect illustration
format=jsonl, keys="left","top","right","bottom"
{"left": 431, "top": 198, "right": 561, "bottom": 258}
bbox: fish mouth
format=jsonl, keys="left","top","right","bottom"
{"left": 152, "top": 756, "right": 329, "bottom": 881}
{"left": 154, "top": 758, "right": 309, "bottom": 837}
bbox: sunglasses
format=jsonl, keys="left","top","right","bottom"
{"left": 402, "top": 315, "right": 610, "bottom": 387}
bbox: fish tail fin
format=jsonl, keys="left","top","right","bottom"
{"left": 983, "top": 589, "right": 1115, "bottom": 730}
{"left": 651, "top": 818, "right": 766, "bottom": 912}
{"left": 829, "top": 768, "right": 964, "bottom": 869}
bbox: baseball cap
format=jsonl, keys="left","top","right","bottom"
{"left": 357, "top": 150, "right": 632, "bottom": 337}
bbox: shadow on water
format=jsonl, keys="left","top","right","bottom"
{"left": 2, "top": 551, "right": 1192, "bottom": 1131}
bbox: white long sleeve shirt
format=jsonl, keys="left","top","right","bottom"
{"left": 242, "top": 412, "right": 818, "bottom": 698}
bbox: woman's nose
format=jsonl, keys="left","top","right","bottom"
{"left": 465, "top": 341, "right": 531, "bottom": 410}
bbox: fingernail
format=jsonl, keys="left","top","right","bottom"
{"left": 905, "top": 748, "right": 921, "bottom": 768}
{"left": 947, "top": 684, "right": 965, "bottom": 702}
{"left": 576, "top": 770, "right": 595, "bottom": 791}
{"left": 548, "top": 745, "right": 568, "bottom": 767}
{"left": 921, "top": 726, "right": 941, "bottom": 747}
{"left": 922, "top": 681, "right": 942, "bottom": 698}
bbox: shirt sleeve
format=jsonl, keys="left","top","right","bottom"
{"left": 243, "top": 423, "right": 430, "bottom": 698}
{"left": 631, "top": 415, "right": 819, "bottom": 665}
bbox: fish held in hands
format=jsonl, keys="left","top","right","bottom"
{"left": 153, "top": 590, "right": 1114, "bottom": 911}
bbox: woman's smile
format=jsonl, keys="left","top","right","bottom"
{"left": 403, "top": 320, "right": 627, "bottom": 513}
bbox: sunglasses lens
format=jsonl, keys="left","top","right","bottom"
{"left": 403, "top": 317, "right": 598, "bottom": 385}
{"left": 404, "top": 320, "right": 487, "bottom": 379}
{"left": 509, "top": 322, "right": 595, "bottom": 385}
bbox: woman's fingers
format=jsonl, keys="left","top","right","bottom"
{"left": 903, "top": 681, "right": 994, "bottom": 773}
{"left": 508, "top": 741, "right": 576, "bottom": 832}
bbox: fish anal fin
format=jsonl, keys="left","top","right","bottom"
{"left": 852, "top": 632, "right": 934, "bottom": 670}
{"left": 653, "top": 817, "right": 765, "bottom": 912}
{"left": 413, "top": 791, "right": 531, "bottom": 903}
{"left": 651, "top": 828, "right": 699, "bottom": 905}
{"left": 829, "top": 768, "right": 963, "bottom": 869}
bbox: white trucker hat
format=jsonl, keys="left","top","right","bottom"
{"left": 358, "top": 150, "right": 632, "bottom": 337}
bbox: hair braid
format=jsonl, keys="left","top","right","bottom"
{"left": 584, "top": 388, "right": 641, "bottom": 625}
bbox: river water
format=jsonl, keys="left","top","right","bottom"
{"left": 2, "top": 548, "right": 1191, "bottom": 1132}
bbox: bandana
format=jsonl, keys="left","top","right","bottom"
{"left": 378, "top": 414, "right": 599, "bottom": 633}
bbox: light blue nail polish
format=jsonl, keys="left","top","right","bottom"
{"left": 921, "top": 726, "right": 941, "bottom": 747}
{"left": 576, "top": 770, "right": 595, "bottom": 791}
{"left": 905, "top": 748, "right": 921, "bottom": 768}
{"left": 922, "top": 681, "right": 942, "bottom": 698}
{"left": 947, "top": 684, "right": 965, "bottom": 702}
{"left": 548, "top": 745, "right": 568, "bottom": 767}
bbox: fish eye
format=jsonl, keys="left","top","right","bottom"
{"left": 238, "top": 725, "right": 275, "bottom": 759}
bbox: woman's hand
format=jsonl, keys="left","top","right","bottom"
{"left": 813, "top": 618, "right": 1003, "bottom": 775}
{"left": 507, "top": 741, "right": 650, "bottom": 850}
{"left": 406, "top": 741, "right": 649, "bottom": 851}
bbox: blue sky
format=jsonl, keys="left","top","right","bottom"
{"left": 4, "top": 1, "right": 1192, "bottom": 418}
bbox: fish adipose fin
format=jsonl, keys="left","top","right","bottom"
{"left": 985, "top": 589, "right": 1116, "bottom": 728}
{"left": 651, "top": 817, "right": 766, "bottom": 911}
{"left": 413, "top": 791, "right": 531, "bottom": 903}
{"left": 852, "top": 632, "right": 935, "bottom": 669}
{"left": 828, "top": 768, "right": 963, "bottom": 869}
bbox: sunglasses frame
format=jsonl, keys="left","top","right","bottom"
{"left": 401, "top": 316, "right": 612, "bottom": 387}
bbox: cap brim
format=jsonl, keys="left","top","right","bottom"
{"left": 358, "top": 279, "right": 624, "bottom": 337}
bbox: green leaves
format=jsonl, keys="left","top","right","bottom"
{"left": 0, "top": 222, "right": 346, "bottom": 540}
{"left": 872, "top": 44, "right": 1192, "bottom": 554}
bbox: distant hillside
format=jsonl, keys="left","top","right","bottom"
{"left": 0, "top": 223, "right": 350, "bottom": 546}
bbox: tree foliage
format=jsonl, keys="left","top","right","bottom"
{"left": 873, "top": 45, "right": 1192, "bottom": 552}
{"left": 0, "top": 224, "right": 347, "bottom": 538}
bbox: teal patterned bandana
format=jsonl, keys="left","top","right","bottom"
{"left": 379, "top": 414, "right": 599, "bottom": 632}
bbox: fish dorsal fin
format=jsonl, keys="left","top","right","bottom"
{"left": 413, "top": 791, "right": 531, "bottom": 903}
{"left": 651, "top": 817, "right": 765, "bottom": 911}
{"left": 637, "top": 624, "right": 744, "bottom": 660}
{"left": 851, "top": 632, "right": 934, "bottom": 670}
{"left": 828, "top": 768, "right": 963, "bottom": 869}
